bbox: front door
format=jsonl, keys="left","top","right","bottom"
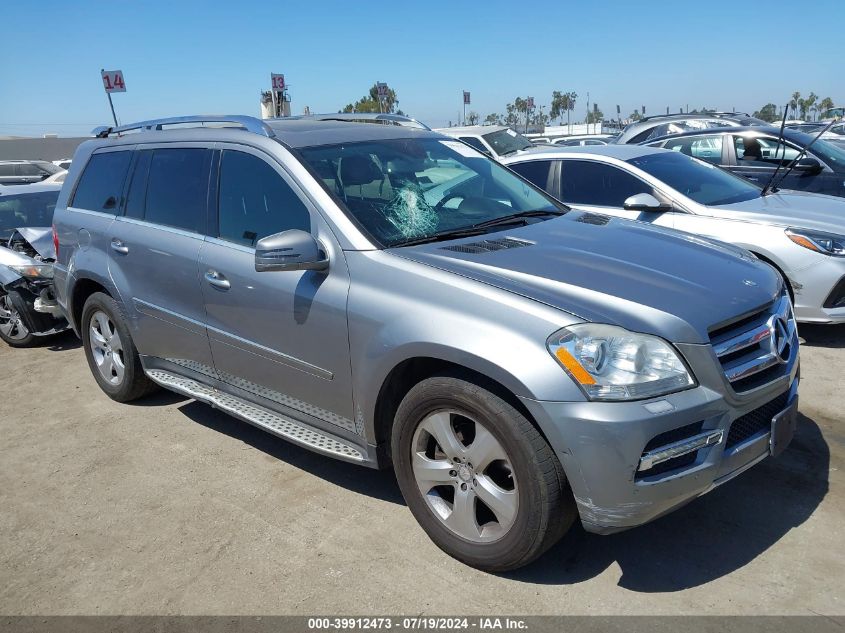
{"left": 199, "top": 146, "right": 355, "bottom": 435}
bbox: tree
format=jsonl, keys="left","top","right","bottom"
{"left": 586, "top": 109, "right": 603, "bottom": 124}
{"left": 467, "top": 111, "right": 480, "bottom": 125}
{"left": 342, "top": 83, "right": 399, "bottom": 114}
{"left": 753, "top": 103, "right": 779, "bottom": 123}
{"left": 791, "top": 91, "right": 801, "bottom": 119}
{"left": 550, "top": 91, "right": 578, "bottom": 131}
{"left": 819, "top": 97, "right": 835, "bottom": 118}
{"left": 804, "top": 92, "right": 818, "bottom": 121}
{"left": 483, "top": 113, "right": 502, "bottom": 126}
{"left": 629, "top": 110, "right": 642, "bottom": 122}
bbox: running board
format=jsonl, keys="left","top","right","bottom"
{"left": 145, "top": 369, "right": 365, "bottom": 463}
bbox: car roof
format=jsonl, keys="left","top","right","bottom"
{"left": 433, "top": 125, "right": 506, "bottom": 135}
{"left": 644, "top": 125, "right": 808, "bottom": 145}
{"left": 265, "top": 119, "right": 442, "bottom": 148}
{"left": 0, "top": 183, "right": 63, "bottom": 195}
{"left": 504, "top": 144, "right": 666, "bottom": 162}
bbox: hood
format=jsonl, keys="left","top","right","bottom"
{"left": 13, "top": 227, "right": 55, "bottom": 259}
{"left": 708, "top": 191, "right": 845, "bottom": 234}
{"left": 391, "top": 211, "right": 781, "bottom": 344}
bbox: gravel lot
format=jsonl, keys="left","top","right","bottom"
{"left": 1, "top": 325, "right": 842, "bottom": 616}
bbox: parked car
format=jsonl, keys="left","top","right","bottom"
{"left": 551, "top": 135, "right": 615, "bottom": 146}
{"left": 0, "top": 184, "right": 68, "bottom": 346}
{"left": 614, "top": 112, "right": 770, "bottom": 145}
{"left": 0, "top": 160, "right": 63, "bottom": 186}
{"left": 503, "top": 145, "right": 845, "bottom": 324}
{"left": 52, "top": 159, "right": 73, "bottom": 171}
{"left": 43, "top": 170, "right": 67, "bottom": 184}
{"left": 54, "top": 115, "right": 799, "bottom": 571}
{"left": 435, "top": 125, "right": 547, "bottom": 159}
{"left": 644, "top": 126, "right": 845, "bottom": 198}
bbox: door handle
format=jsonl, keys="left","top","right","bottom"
{"left": 110, "top": 239, "right": 129, "bottom": 254}
{"left": 204, "top": 270, "right": 231, "bottom": 290}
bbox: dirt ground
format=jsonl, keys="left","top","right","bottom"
{"left": 1, "top": 325, "right": 842, "bottom": 616}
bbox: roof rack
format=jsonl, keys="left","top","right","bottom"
{"left": 637, "top": 111, "right": 751, "bottom": 123}
{"left": 92, "top": 115, "right": 276, "bottom": 138}
{"left": 277, "top": 112, "right": 431, "bottom": 130}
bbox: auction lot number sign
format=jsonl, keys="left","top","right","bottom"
{"left": 101, "top": 70, "right": 127, "bottom": 93}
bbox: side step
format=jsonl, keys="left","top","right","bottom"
{"left": 146, "top": 369, "right": 365, "bottom": 463}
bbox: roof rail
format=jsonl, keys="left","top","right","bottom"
{"left": 637, "top": 111, "right": 751, "bottom": 123}
{"left": 277, "top": 112, "right": 431, "bottom": 130}
{"left": 92, "top": 115, "right": 276, "bottom": 138}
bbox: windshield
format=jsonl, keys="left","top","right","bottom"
{"left": 628, "top": 151, "right": 761, "bottom": 206}
{"left": 481, "top": 129, "right": 534, "bottom": 156}
{"left": 0, "top": 190, "right": 59, "bottom": 239}
{"left": 298, "top": 138, "right": 564, "bottom": 247}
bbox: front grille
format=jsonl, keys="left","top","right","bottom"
{"left": 823, "top": 276, "right": 845, "bottom": 309}
{"left": 709, "top": 293, "right": 795, "bottom": 393}
{"left": 637, "top": 421, "right": 704, "bottom": 478}
{"left": 725, "top": 391, "right": 790, "bottom": 449}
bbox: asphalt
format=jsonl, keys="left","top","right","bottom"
{"left": 0, "top": 325, "right": 842, "bottom": 615}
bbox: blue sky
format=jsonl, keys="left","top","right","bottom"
{"left": 1, "top": 0, "right": 842, "bottom": 136}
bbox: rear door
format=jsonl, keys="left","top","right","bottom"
{"left": 107, "top": 145, "right": 215, "bottom": 370}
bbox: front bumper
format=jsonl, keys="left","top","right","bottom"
{"left": 520, "top": 341, "right": 800, "bottom": 534}
{"left": 790, "top": 256, "right": 845, "bottom": 324}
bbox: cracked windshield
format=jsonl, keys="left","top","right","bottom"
{"left": 298, "top": 138, "right": 563, "bottom": 247}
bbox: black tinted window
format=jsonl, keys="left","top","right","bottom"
{"left": 144, "top": 148, "right": 210, "bottom": 233}
{"left": 0, "top": 164, "right": 15, "bottom": 176}
{"left": 125, "top": 150, "right": 152, "bottom": 219}
{"left": 18, "top": 163, "right": 42, "bottom": 176}
{"left": 71, "top": 151, "right": 132, "bottom": 212}
{"left": 459, "top": 137, "right": 489, "bottom": 154}
{"left": 218, "top": 151, "right": 310, "bottom": 247}
{"left": 560, "top": 160, "right": 652, "bottom": 206}
{"left": 509, "top": 160, "right": 552, "bottom": 191}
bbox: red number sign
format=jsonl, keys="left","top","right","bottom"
{"left": 271, "top": 74, "right": 286, "bottom": 91}
{"left": 101, "top": 70, "right": 126, "bottom": 93}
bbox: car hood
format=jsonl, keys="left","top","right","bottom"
{"left": 708, "top": 191, "right": 845, "bottom": 233}
{"left": 391, "top": 211, "right": 781, "bottom": 344}
{"left": 13, "top": 227, "right": 55, "bottom": 259}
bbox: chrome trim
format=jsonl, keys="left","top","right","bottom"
{"left": 712, "top": 322, "right": 771, "bottom": 357}
{"left": 94, "top": 115, "right": 275, "bottom": 138}
{"left": 638, "top": 430, "right": 724, "bottom": 472}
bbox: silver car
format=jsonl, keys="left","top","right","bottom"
{"left": 53, "top": 115, "right": 799, "bottom": 571}
{"left": 503, "top": 146, "right": 845, "bottom": 324}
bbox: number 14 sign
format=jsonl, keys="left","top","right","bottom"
{"left": 101, "top": 70, "right": 126, "bottom": 93}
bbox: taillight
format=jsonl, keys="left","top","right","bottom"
{"left": 52, "top": 224, "right": 59, "bottom": 259}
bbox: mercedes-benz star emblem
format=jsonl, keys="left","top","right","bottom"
{"left": 769, "top": 315, "right": 790, "bottom": 363}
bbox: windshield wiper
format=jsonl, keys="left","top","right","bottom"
{"left": 391, "top": 210, "right": 565, "bottom": 248}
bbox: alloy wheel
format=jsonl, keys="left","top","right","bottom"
{"left": 411, "top": 410, "right": 519, "bottom": 543}
{"left": 88, "top": 310, "right": 126, "bottom": 385}
{"left": 0, "top": 295, "right": 29, "bottom": 341}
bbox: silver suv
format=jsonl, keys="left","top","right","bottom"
{"left": 53, "top": 115, "right": 800, "bottom": 571}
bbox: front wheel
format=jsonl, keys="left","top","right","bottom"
{"left": 0, "top": 292, "right": 37, "bottom": 347}
{"left": 391, "top": 374, "right": 577, "bottom": 572}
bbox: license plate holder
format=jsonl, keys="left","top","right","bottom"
{"left": 770, "top": 396, "right": 799, "bottom": 457}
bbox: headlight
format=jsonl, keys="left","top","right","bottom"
{"left": 547, "top": 324, "right": 695, "bottom": 401}
{"left": 8, "top": 264, "right": 53, "bottom": 279}
{"left": 786, "top": 228, "right": 845, "bottom": 257}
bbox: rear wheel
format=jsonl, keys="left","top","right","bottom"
{"left": 0, "top": 292, "right": 37, "bottom": 347}
{"left": 81, "top": 292, "right": 157, "bottom": 402}
{"left": 392, "top": 374, "right": 577, "bottom": 572}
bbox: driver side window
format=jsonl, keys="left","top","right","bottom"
{"left": 560, "top": 160, "right": 653, "bottom": 207}
{"left": 217, "top": 150, "right": 311, "bottom": 247}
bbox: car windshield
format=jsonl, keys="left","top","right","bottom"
{"left": 298, "top": 137, "right": 564, "bottom": 247}
{"left": 628, "top": 151, "right": 761, "bottom": 206}
{"left": 0, "top": 190, "right": 59, "bottom": 239}
{"left": 481, "top": 129, "right": 534, "bottom": 156}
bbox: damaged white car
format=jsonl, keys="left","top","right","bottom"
{"left": 0, "top": 184, "right": 68, "bottom": 347}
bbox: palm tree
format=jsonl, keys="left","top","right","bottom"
{"left": 791, "top": 91, "right": 801, "bottom": 119}
{"left": 818, "top": 97, "right": 835, "bottom": 119}
{"left": 805, "top": 93, "right": 818, "bottom": 121}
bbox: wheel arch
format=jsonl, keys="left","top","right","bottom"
{"left": 69, "top": 277, "right": 113, "bottom": 333}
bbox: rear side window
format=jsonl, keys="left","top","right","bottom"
{"left": 509, "top": 160, "right": 553, "bottom": 191}
{"left": 71, "top": 151, "right": 132, "bottom": 212}
{"left": 143, "top": 148, "right": 211, "bottom": 233}
{"left": 217, "top": 150, "right": 310, "bottom": 247}
{"left": 561, "top": 160, "right": 652, "bottom": 207}
{"left": 459, "top": 137, "right": 489, "bottom": 154}
{"left": 0, "top": 164, "right": 15, "bottom": 176}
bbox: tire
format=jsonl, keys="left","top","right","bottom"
{"left": 0, "top": 291, "right": 37, "bottom": 348}
{"left": 391, "top": 373, "right": 577, "bottom": 572}
{"left": 80, "top": 292, "right": 158, "bottom": 402}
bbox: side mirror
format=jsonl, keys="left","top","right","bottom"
{"left": 623, "top": 193, "right": 671, "bottom": 212}
{"left": 794, "top": 157, "right": 822, "bottom": 174}
{"left": 255, "top": 229, "right": 329, "bottom": 272}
